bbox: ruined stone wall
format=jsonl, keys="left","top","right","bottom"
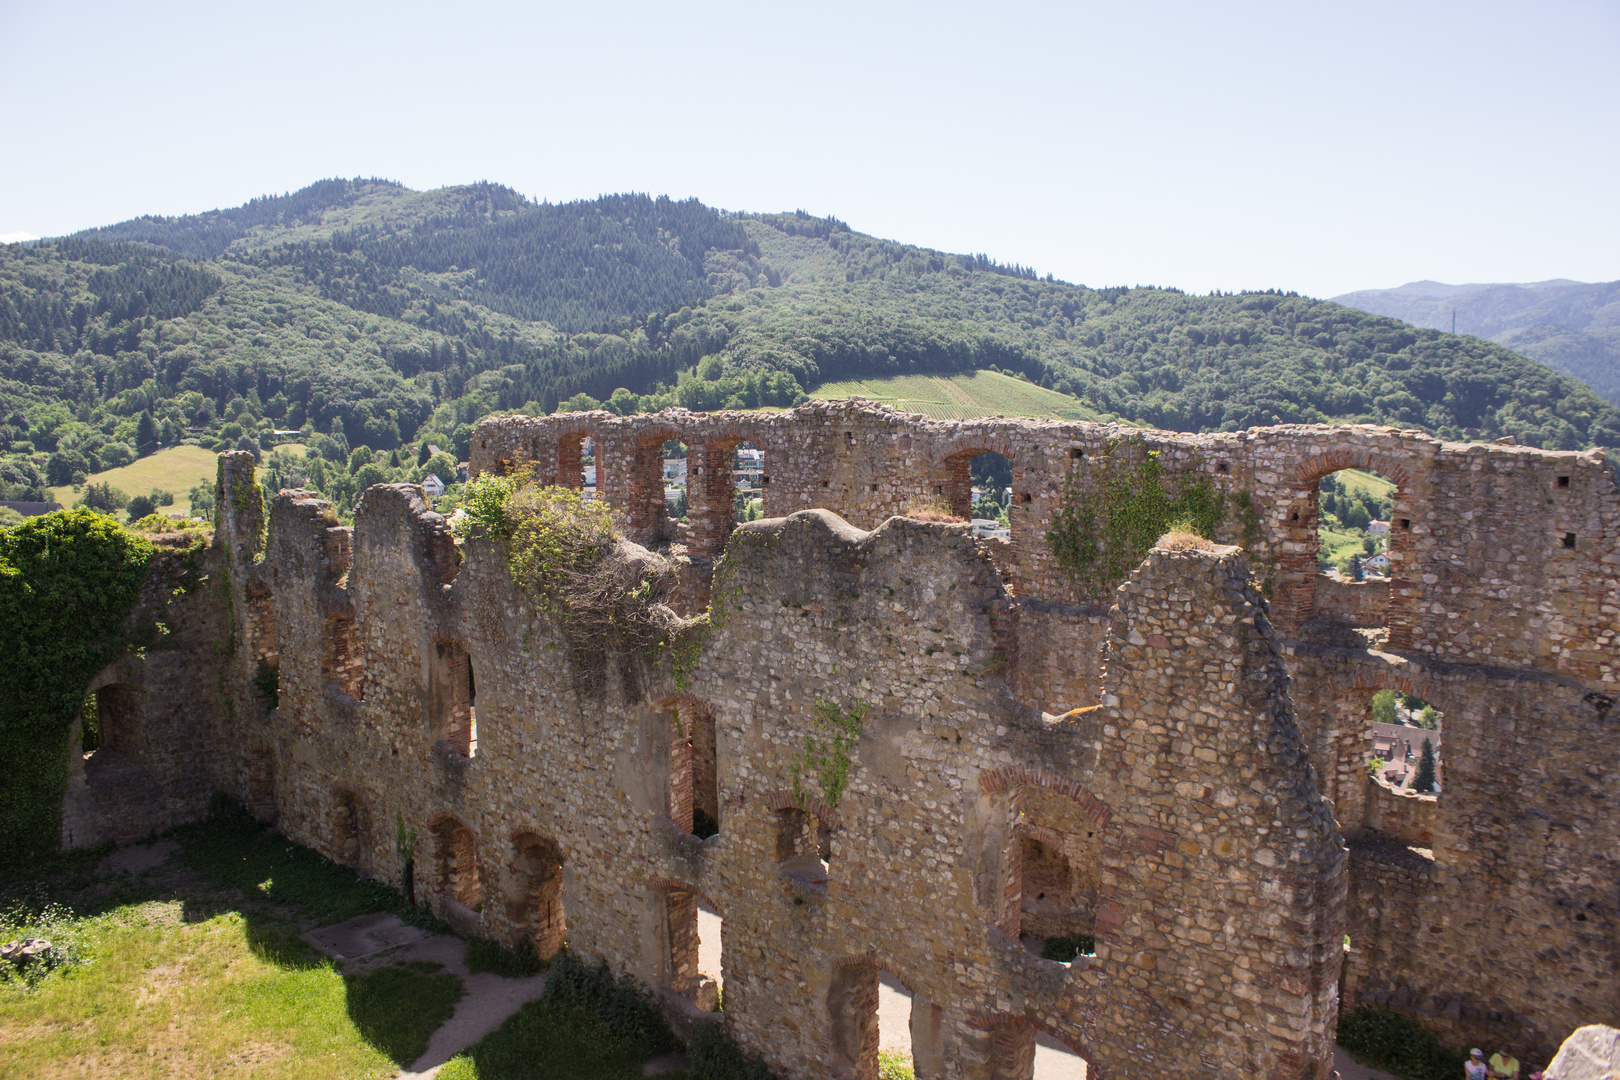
{"left": 1289, "top": 646, "right": 1619, "bottom": 1065}
{"left": 471, "top": 405, "right": 1619, "bottom": 685}
{"left": 60, "top": 538, "right": 231, "bottom": 848}
{"left": 59, "top": 406, "right": 1620, "bottom": 1077}
{"left": 1311, "top": 577, "right": 1390, "bottom": 629}
{"left": 208, "top": 474, "right": 1346, "bottom": 1080}
{"left": 1359, "top": 778, "right": 1436, "bottom": 847}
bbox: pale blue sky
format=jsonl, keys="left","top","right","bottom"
{"left": 2, "top": 0, "right": 1615, "bottom": 298}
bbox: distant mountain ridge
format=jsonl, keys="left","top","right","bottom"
{"left": 1334, "top": 279, "right": 1620, "bottom": 406}
{"left": 0, "top": 177, "right": 1615, "bottom": 511}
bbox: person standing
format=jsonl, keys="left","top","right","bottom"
{"left": 1489, "top": 1049, "right": 1520, "bottom": 1080}
{"left": 1467, "top": 1049, "right": 1489, "bottom": 1080}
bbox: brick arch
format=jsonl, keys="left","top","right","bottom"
{"left": 941, "top": 444, "right": 1017, "bottom": 521}
{"left": 648, "top": 878, "right": 724, "bottom": 916}
{"left": 1272, "top": 450, "right": 1418, "bottom": 641}
{"left": 762, "top": 788, "right": 843, "bottom": 831}
{"left": 978, "top": 766, "right": 1113, "bottom": 828}
{"left": 427, "top": 811, "right": 482, "bottom": 910}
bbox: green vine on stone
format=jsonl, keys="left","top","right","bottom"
{"left": 791, "top": 697, "right": 868, "bottom": 811}
{"left": 395, "top": 811, "right": 417, "bottom": 864}
{"left": 1045, "top": 444, "right": 1226, "bottom": 596}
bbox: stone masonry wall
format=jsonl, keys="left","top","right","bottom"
{"left": 61, "top": 404, "right": 1620, "bottom": 1077}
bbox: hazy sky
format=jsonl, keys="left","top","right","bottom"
{"left": 2, "top": 0, "right": 1615, "bottom": 298}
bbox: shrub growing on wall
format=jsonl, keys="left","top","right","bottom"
{"left": 0, "top": 508, "right": 154, "bottom": 865}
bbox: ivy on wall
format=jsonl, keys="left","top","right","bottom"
{"left": 0, "top": 509, "right": 154, "bottom": 866}
{"left": 791, "top": 697, "right": 867, "bottom": 811}
{"left": 1045, "top": 444, "right": 1229, "bottom": 596}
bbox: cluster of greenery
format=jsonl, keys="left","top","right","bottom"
{"left": 0, "top": 509, "right": 154, "bottom": 866}
{"left": 1046, "top": 444, "right": 1228, "bottom": 598}
{"left": 440, "top": 950, "right": 680, "bottom": 1080}
{"left": 1336, "top": 1007, "right": 1468, "bottom": 1080}
{"left": 1, "top": 178, "right": 1612, "bottom": 527}
{"left": 1317, "top": 469, "right": 1395, "bottom": 576}
{"left": 260, "top": 436, "right": 462, "bottom": 518}
{"left": 1370, "top": 688, "right": 1441, "bottom": 731}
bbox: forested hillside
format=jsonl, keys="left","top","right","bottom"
{"left": 0, "top": 178, "right": 1615, "bottom": 509}
{"left": 1335, "top": 278, "right": 1620, "bottom": 407}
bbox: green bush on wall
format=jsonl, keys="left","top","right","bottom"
{"left": 1046, "top": 444, "right": 1228, "bottom": 596}
{"left": 0, "top": 508, "right": 154, "bottom": 866}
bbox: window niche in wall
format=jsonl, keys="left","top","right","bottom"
{"left": 430, "top": 640, "right": 476, "bottom": 758}
{"left": 667, "top": 702, "right": 718, "bottom": 837}
{"left": 775, "top": 805, "right": 835, "bottom": 886}
{"left": 433, "top": 817, "right": 481, "bottom": 912}
{"left": 513, "top": 833, "right": 566, "bottom": 959}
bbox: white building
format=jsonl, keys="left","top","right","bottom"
{"left": 422, "top": 473, "right": 446, "bottom": 498}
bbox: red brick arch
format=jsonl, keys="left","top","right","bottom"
{"left": 978, "top": 766, "right": 1112, "bottom": 828}
{"left": 941, "top": 444, "right": 1018, "bottom": 520}
{"left": 1272, "top": 449, "right": 1419, "bottom": 641}
{"left": 761, "top": 788, "right": 843, "bottom": 831}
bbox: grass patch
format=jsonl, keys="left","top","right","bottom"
{"left": 47, "top": 445, "right": 221, "bottom": 520}
{"left": 688, "top": 1022, "right": 774, "bottom": 1080}
{"left": 463, "top": 936, "right": 544, "bottom": 978}
{"left": 810, "top": 370, "right": 1108, "bottom": 423}
{"left": 47, "top": 443, "right": 306, "bottom": 521}
{"left": 176, "top": 794, "right": 443, "bottom": 934}
{"left": 879, "top": 1049, "right": 916, "bottom": 1080}
{"left": 438, "top": 950, "right": 679, "bottom": 1080}
{"left": 344, "top": 960, "right": 463, "bottom": 1065}
{"left": 1336, "top": 1007, "right": 1468, "bottom": 1080}
{"left": 0, "top": 800, "right": 459, "bottom": 1079}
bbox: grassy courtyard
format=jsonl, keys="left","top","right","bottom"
{"left": 0, "top": 807, "right": 457, "bottom": 1079}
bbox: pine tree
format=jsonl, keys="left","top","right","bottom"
{"left": 136, "top": 410, "right": 159, "bottom": 454}
{"left": 1414, "top": 737, "right": 1437, "bottom": 793}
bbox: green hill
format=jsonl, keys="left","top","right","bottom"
{"left": 1334, "top": 279, "right": 1620, "bottom": 407}
{"left": 811, "top": 371, "right": 1108, "bottom": 422}
{"left": 0, "top": 179, "right": 1615, "bottom": 514}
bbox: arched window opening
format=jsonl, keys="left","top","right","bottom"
{"left": 581, "top": 436, "right": 596, "bottom": 497}
{"left": 969, "top": 452, "right": 1013, "bottom": 541}
{"left": 696, "top": 896, "right": 723, "bottom": 1013}
{"left": 1011, "top": 788, "right": 1102, "bottom": 963}
{"left": 1368, "top": 690, "right": 1442, "bottom": 794}
{"left": 433, "top": 817, "right": 481, "bottom": 911}
{"left": 1305, "top": 467, "right": 1400, "bottom": 640}
{"left": 1033, "top": 1032, "right": 1090, "bottom": 1080}
{"left": 430, "top": 640, "right": 476, "bottom": 758}
{"left": 660, "top": 886, "right": 720, "bottom": 1009}
{"left": 557, "top": 432, "right": 588, "bottom": 491}
{"left": 331, "top": 790, "right": 364, "bottom": 869}
{"left": 667, "top": 703, "right": 719, "bottom": 837}
{"left": 775, "top": 805, "right": 836, "bottom": 886}
{"left": 734, "top": 441, "right": 764, "bottom": 523}
{"left": 513, "top": 834, "right": 566, "bottom": 959}
{"left": 1318, "top": 469, "right": 1396, "bottom": 581}
{"left": 663, "top": 440, "right": 688, "bottom": 523}
{"left": 874, "top": 972, "right": 945, "bottom": 1080}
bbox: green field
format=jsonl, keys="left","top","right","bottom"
{"left": 48, "top": 444, "right": 304, "bottom": 521}
{"left": 1337, "top": 467, "right": 1396, "bottom": 500}
{"left": 809, "top": 370, "right": 1111, "bottom": 423}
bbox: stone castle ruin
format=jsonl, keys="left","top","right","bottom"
{"left": 61, "top": 401, "right": 1619, "bottom": 1079}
